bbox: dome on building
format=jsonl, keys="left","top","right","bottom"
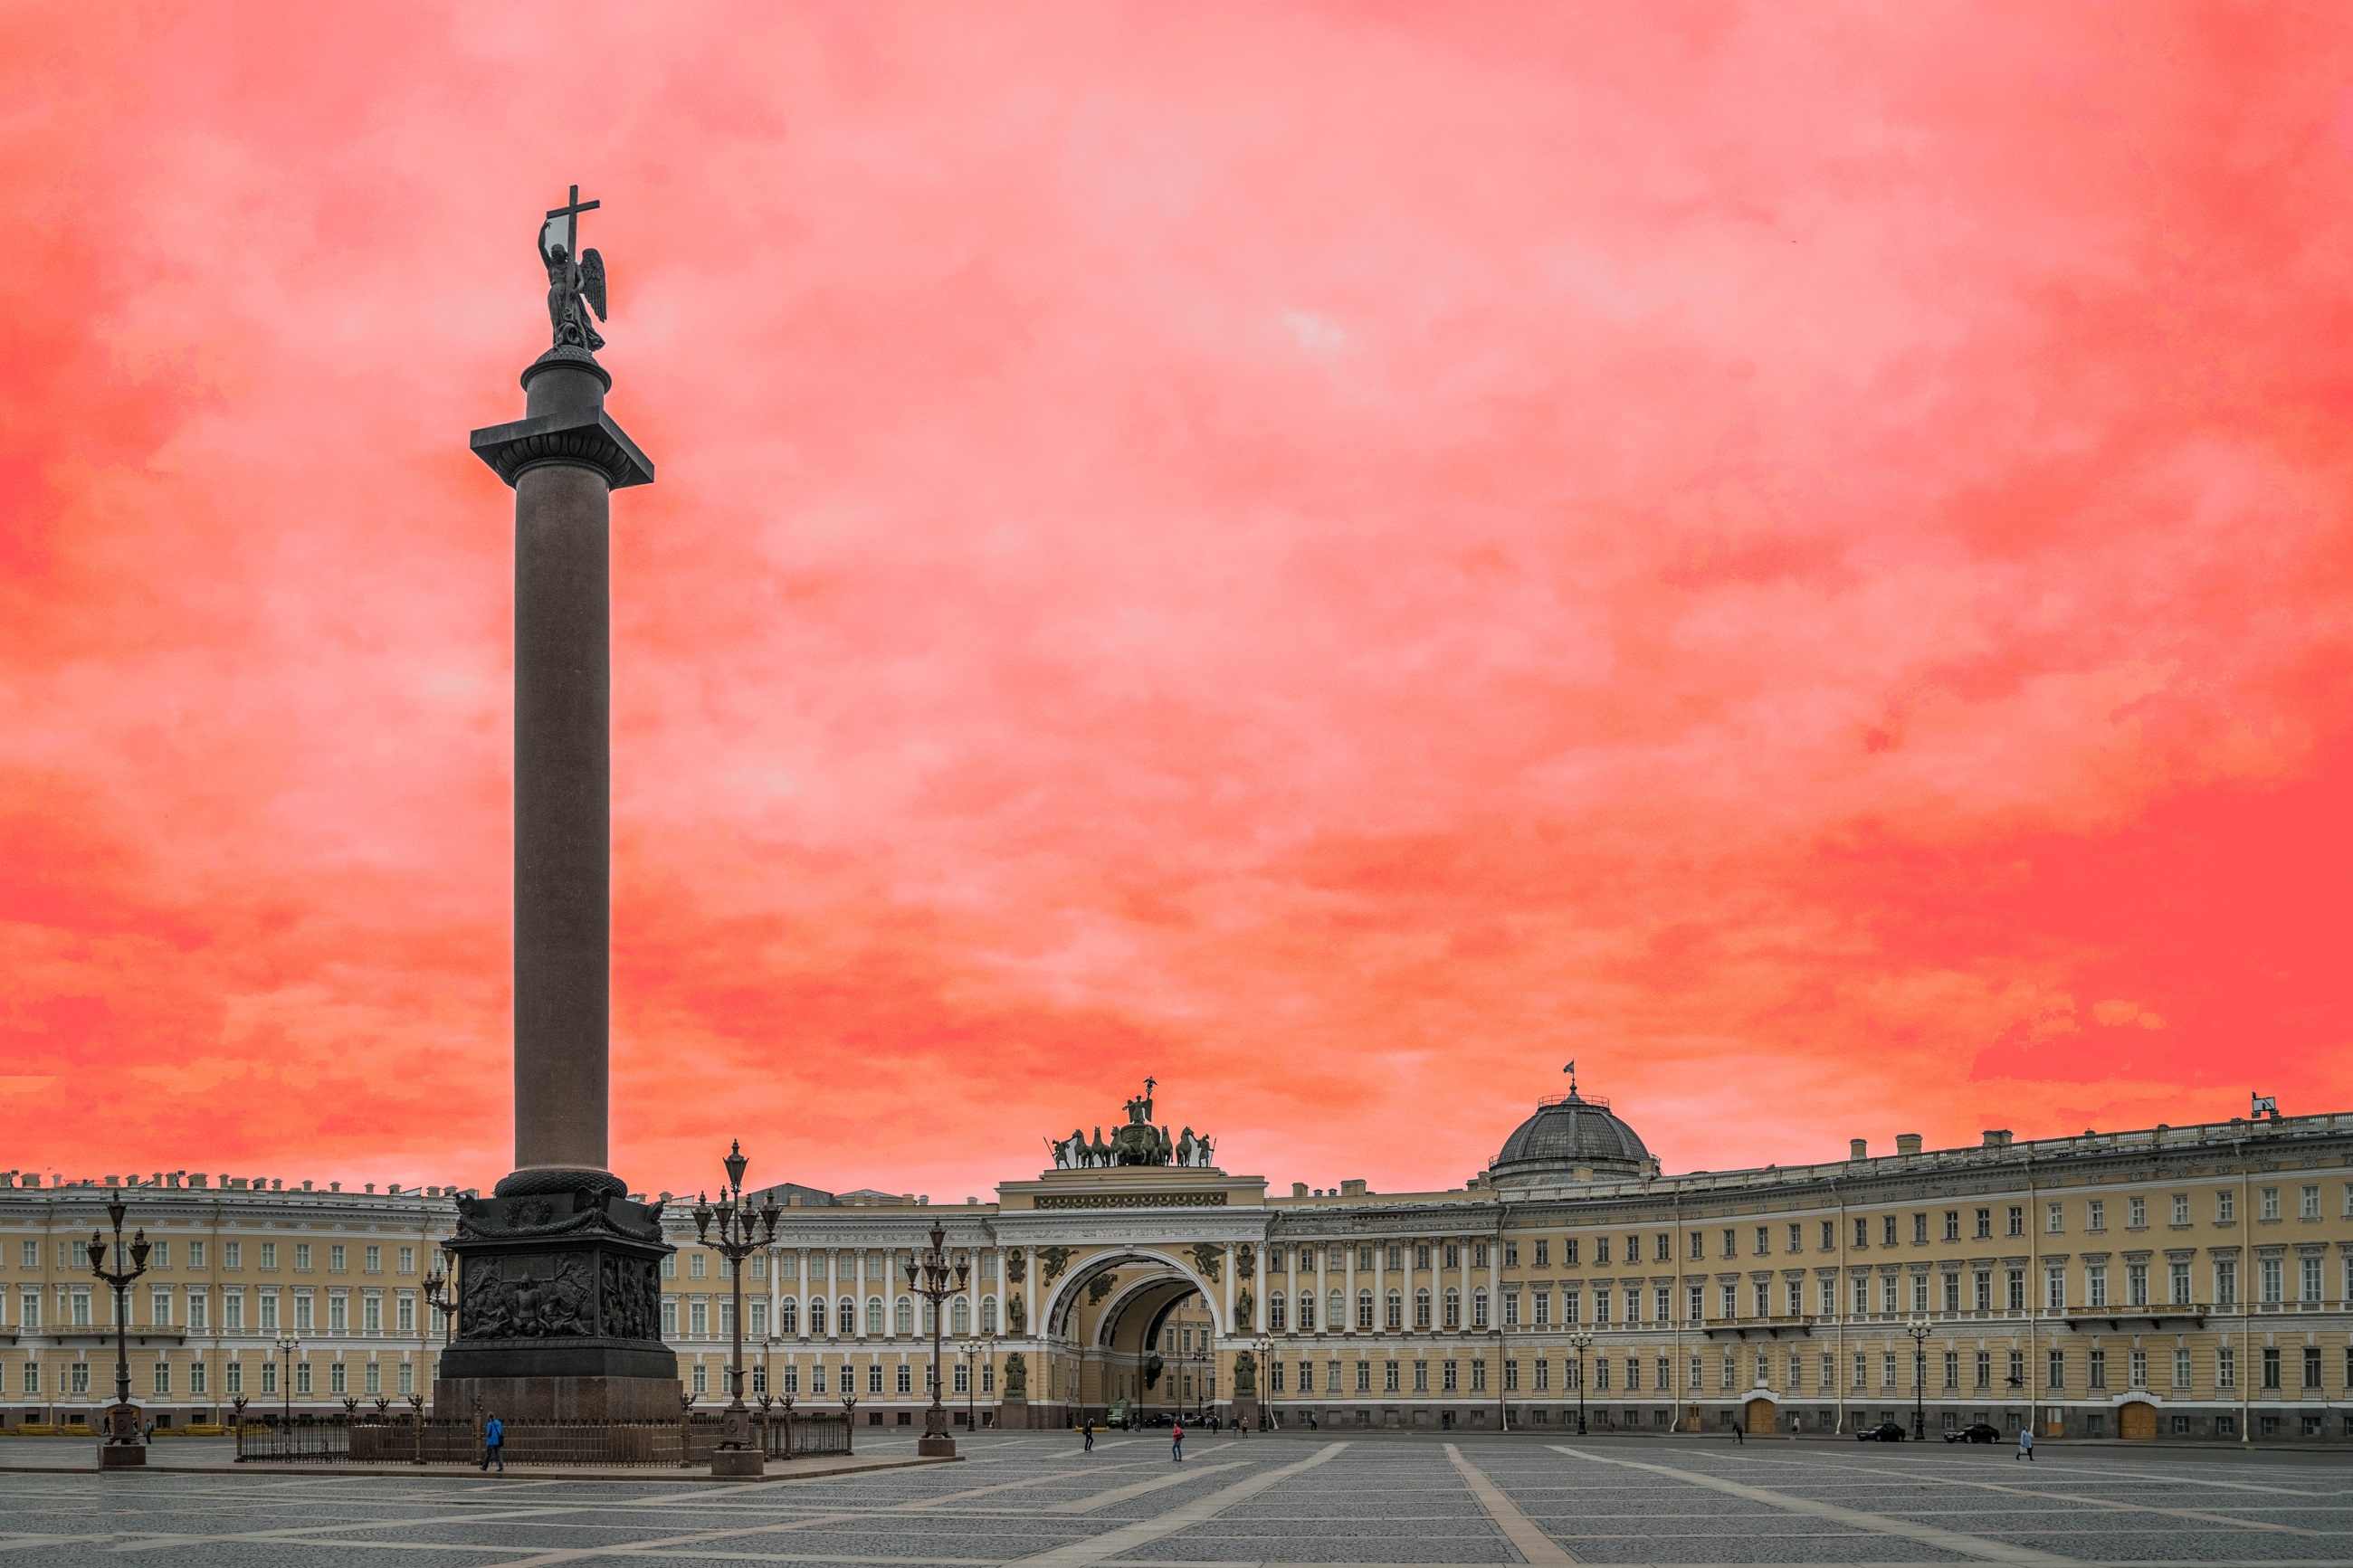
{"left": 1486, "top": 1090, "right": 1653, "bottom": 1186}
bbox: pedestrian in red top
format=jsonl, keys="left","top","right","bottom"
{"left": 1171, "top": 1421, "right": 1184, "bottom": 1461}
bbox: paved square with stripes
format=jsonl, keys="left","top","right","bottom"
{"left": 2, "top": 1431, "right": 2347, "bottom": 1564}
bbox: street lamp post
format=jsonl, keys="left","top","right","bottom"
{"left": 275, "top": 1335, "right": 300, "bottom": 1430}
{"left": 1253, "top": 1335, "right": 1272, "bottom": 1432}
{"left": 86, "top": 1193, "right": 153, "bottom": 1465}
{"left": 1906, "top": 1314, "right": 1933, "bottom": 1440}
{"left": 1567, "top": 1325, "right": 1594, "bottom": 1436}
{"left": 423, "top": 1246, "right": 458, "bottom": 1347}
{"left": 693, "top": 1140, "right": 782, "bottom": 1477}
{"left": 962, "top": 1335, "right": 983, "bottom": 1439}
{"left": 903, "top": 1221, "right": 970, "bottom": 1457}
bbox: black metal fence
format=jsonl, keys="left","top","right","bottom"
{"left": 768, "top": 1409, "right": 852, "bottom": 1458}
{"left": 233, "top": 1409, "right": 854, "bottom": 1467}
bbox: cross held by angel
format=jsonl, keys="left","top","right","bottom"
{"left": 539, "top": 185, "right": 608, "bottom": 353}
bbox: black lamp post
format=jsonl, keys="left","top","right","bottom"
{"left": 423, "top": 1245, "right": 459, "bottom": 1347}
{"left": 275, "top": 1334, "right": 300, "bottom": 1428}
{"left": 903, "top": 1220, "right": 969, "bottom": 1457}
{"left": 86, "top": 1193, "right": 152, "bottom": 1463}
{"left": 694, "top": 1140, "right": 782, "bottom": 1476}
{"left": 961, "top": 1335, "right": 984, "bottom": 1439}
{"left": 1567, "top": 1325, "right": 1593, "bottom": 1436}
{"left": 1906, "top": 1314, "right": 1933, "bottom": 1440}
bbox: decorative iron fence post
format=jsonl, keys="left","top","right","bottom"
{"left": 231, "top": 1395, "right": 249, "bottom": 1462}
{"left": 409, "top": 1392, "right": 426, "bottom": 1466}
{"left": 678, "top": 1390, "right": 696, "bottom": 1468}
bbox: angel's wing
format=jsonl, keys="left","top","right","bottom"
{"left": 580, "top": 249, "right": 608, "bottom": 321}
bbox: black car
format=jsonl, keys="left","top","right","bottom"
{"left": 1945, "top": 1422, "right": 2001, "bottom": 1444}
{"left": 1855, "top": 1421, "right": 1908, "bottom": 1441}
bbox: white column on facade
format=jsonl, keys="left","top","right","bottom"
{"left": 796, "top": 1247, "right": 809, "bottom": 1340}
{"left": 853, "top": 1249, "right": 867, "bottom": 1340}
{"left": 1222, "top": 1242, "right": 1237, "bottom": 1335}
{"left": 1345, "top": 1241, "right": 1358, "bottom": 1338}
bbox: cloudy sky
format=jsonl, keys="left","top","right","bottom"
{"left": 4, "top": 2, "right": 2348, "bottom": 1201}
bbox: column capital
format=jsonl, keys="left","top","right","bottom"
{"left": 471, "top": 409, "right": 653, "bottom": 490}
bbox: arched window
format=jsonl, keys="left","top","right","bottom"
{"left": 1357, "top": 1289, "right": 1375, "bottom": 1331}
{"left": 779, "top": 1297, "right": 798, "bottom": 1335}
{"left": 1443, "top": 1288, "right": 1461, "bottom": 1330}
{"left": 1269, "top": 1291, "right": 1287, "bottom": 1332}
{"left": 1414, "top": 1288, "right": 1432, "bottom": 1330}
{"left": 840, "top": 1297, "right": 856, "bottom": 1335}
{"left": 1385, "top": 1289, "right": 1403, "bottom": 1331}
{"left": 864, "top": 1296, "right": 884, "bottom": 1335}
{"left": 980, "top": 1295, "right": 997, "bottom": 1334}
{"left": 1472, "top": 1288, "right": 1490, "bottom": 1330}
{"left": 1328, "top": 1289, "right": 1346, "bottom": 1330}
{"left": 806, "top": 1297, "right": 824, "bottom": 1335}
{"left": 951, "top": 1295, "right": 969, "bottom": 1334}
{"left": 1296, "top": 1292, "right": 1314, "bottom": 1331}
{"left": 895, "top": 1297, "right": 915, "bottom": 1335}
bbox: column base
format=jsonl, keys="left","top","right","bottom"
{"left": 99, "top": 1442, "right": 147, "bottom": 1469}
{"left": 434, "top": 1373, "right": 681, "bottom": 1422}
{"left": 917, "top": 1434, "right": 958, "bottom": 1456}
{"left": 710, "top": 1449, "right": 766, "bottom": 1479}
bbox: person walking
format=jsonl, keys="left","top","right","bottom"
{"left": 1082, "top": 1420, "right": 1095, "bottom": 1454}
{"left": 2016, "top": 1425, "right": 2034, "bottom": 1461}
{"left": 1731, "top": 1418, "right": 1745, "bottom": 1445}
{"left": 1171, "top": 1420, "right": 1185, "bottom": 1462}
{"left": 480, "top": 1412, "right": 505, "bottom": 1472}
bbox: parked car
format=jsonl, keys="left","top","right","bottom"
{"left": 1945, "top": 1422, "right": 2002, "bottom": 1444}
{"left": 1855, "top": 1421, "right": 1908, "bottom": 1441}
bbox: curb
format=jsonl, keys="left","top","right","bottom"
{"left": 0, "top": 1451, "right": 960, "bottom": 1482}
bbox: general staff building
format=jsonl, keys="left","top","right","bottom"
{"left": 3, "top": 1087, "right": 2348, "bottom": 1445}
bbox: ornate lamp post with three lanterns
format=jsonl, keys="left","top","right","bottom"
{"left": 1906, "top": 1313, "right": 1934, "bottom": 1440}
{"left": 422, "top": 1242, "right": 459, "bottom": 1346}
{"left": 694, "top": 1140, "right": 781, "bottom": 1478}
{"left": 1567, "top": 1324, "right": 1594, "bottom": 1436}
{"left": 903, "top": 1221, "right": 969, "bottom": 1457}
{"left": 86, "top": 1194, "right": 152, "bottom": 1467}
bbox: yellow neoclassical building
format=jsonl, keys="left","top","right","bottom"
{"left": 4, "top": 1084, "right": 2349, "bottom": 1443}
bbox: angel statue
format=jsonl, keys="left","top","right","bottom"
{"left": 539, "top": 209, "right": 607, "bottom": 352}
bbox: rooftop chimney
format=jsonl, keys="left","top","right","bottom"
{"left": 1981, "top": 1129, "right": 2012, "bottom": 1148}
{"left": 1849, "top": 1138, "right": 1868, "bottom": 1160}
{"left": 1292, "top": 1183, "right": 1310, "bottom": 1198}
{"left": 1895, "top": 1133, "right": 1923, "bottom": 1155}
{"left": 1340, "top": 1178, "right": 1369, "bottom": 1196}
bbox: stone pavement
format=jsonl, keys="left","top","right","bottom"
{"left": 0, "top": 1433, "right": 948, "bottom": 1483}
{"left": 1, "top": 1429, "right": 2347, "bottom": 1565}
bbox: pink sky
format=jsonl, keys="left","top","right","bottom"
{"left": 3, "top": 2, "right": 2349, "bottom": 1202}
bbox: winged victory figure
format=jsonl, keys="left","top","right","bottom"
{"left": 540, "top": 223, "right": 607, "bottom": 353}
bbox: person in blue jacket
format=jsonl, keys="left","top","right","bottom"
{"left": 480, "top": 1412, "right": 505, "bottom": 1472}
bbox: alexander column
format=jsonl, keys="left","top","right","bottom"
{"left": 434, "top": 187, "right": 678, "bottom": 1421}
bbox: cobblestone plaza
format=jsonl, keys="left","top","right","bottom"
{"left": 3, "top": 1430, "right": 2349, "bottom": 1564}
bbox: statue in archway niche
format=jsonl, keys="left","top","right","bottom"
{"left": 1005, "top": 1294, "right": 1025, "bottom": 1335}
{"left": 1235, "top": 1288, "right": 1253, "bottom": 1326}
{"left": 1002, "top": 1352, "right": 1027, "bottom": 1398}
{"left": 1232, "top": 1350, "right": 1257, "bottom": 1399}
